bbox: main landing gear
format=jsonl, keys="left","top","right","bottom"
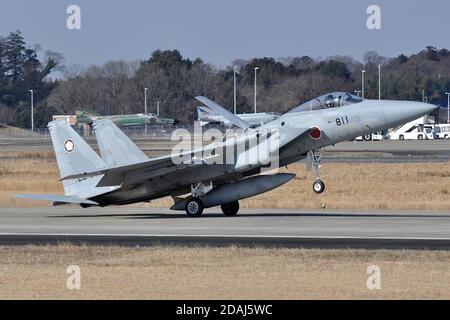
{"left": 184, "top": 198, "right": 241, "bottom": 217}
{"left": 184, "top": 182, "right": 211, "bottom": 217}
{"left": 184, "top": 182, "right": 241, "bottom": 217}
{"left": 221, "top": 201, "right": 240, "bottom": 216}
{"left": 308, "top": 150, "right": 325, "bottom": 194}
{"left": 185, "top": 197, "right": 204, "bottom": 217}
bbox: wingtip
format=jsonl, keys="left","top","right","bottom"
{"left": 194, "top": 96, "right": 207, "bottom": 102}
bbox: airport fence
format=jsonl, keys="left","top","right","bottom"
{"left": 0, "top": 124, "right": 226, "bottom": 140}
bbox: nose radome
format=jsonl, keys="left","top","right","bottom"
{"left": 383, "top": 101, "right": 438, "bottom": 125}
{"left": 415, "top": 102, "right": 439, "bottom": 114}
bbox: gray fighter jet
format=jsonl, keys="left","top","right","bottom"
{"left": 197, "top": 106, "right": 280, "bottom": 127}
{"left": 16, "top": 92, "right": 437, "bottom": 217}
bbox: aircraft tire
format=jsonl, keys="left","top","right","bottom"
{"left": 313, "top": 180, "right": 325, "bottom": 194}
{"left": 221, "top": 201, "right": 240, "bottom": 216}
{"left": 185, "top": 197, "right": 204, "bottom": 217}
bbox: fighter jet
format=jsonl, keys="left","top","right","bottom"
{"left": 76, "top": 110, "right": 177, "bottom": 127}
{"left": 197, "top": 106, "right": 280, "bottom": 127}
{"left": 16, "top": 92, "right": 437, "bottom": 217}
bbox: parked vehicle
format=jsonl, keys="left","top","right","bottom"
{"left": 434, "top": 124, "right": 450, "bottom": 139}
{"left": 390, "top": 124, "right": 434, "bottom": 140}
{"left": 389, "top": 116, "right": 434, "bottom": 140}
{"left": 355, "top": 130, "right": 389, "bottom": 141}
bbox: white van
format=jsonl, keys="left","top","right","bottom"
{"left": 434, "top": 124, "right": 450, "bottom": 139}
{"left": 390, "top": 124, "right": 434, "bottom": 140}
{"left": 355, "top": 131, "right": 389, "bottom": 141}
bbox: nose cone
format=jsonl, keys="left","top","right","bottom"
{"left": 383, "top": 101, "right": 438, "bottom": 126}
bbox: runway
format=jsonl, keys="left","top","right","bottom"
{"left": 1, "top": 207, "right": 450, "bottom": 249}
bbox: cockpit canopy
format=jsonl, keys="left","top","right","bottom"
{"left": 288, "top": 92, "right": 363, "bottom": 113}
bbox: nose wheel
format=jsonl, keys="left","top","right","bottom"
{"left": 313, "top": 179, "right": 325, "bottom": 194}
{"left": 307, "top": 150, "right": 326, "bottom": 194}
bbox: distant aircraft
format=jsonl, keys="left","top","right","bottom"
{"left": 76, "top": 110, "right": 177, "bottom": 127}
{"left": 197, "top": 106, "right": 280, "bottom": 127}
{"left": 16, "top": 92, "right": 437, "bottom": 217}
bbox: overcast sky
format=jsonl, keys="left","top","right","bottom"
{"left": 1, "top": 0, "right": 449, "bottom": 68}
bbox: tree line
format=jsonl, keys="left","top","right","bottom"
{"left": 1, "top": 30, "right": 449, "bottom": 128}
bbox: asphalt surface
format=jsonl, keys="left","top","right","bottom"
{"left": 1, "top": 207, "right": 450, "bottom": 249}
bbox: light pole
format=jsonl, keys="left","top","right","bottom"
{"left": 446, "top": 92, "right": 450, "bottom": 124}
{"left": 361, "top": 69, "right": 366, "bottom": 99}
{"left": 144, "top": 88, "right": 148, "bottom": 134}
{"left": 254, "top": 67, "right": 259, "bottom": 113}
{"left": 144, "top": 88, "right": 148, "bottom": 115}
{"left": 156, "top": 101, "right": 160, "bottom": 117}
{"left": 378, "top": 64, "right": 381, "bottom": 100}
{"left": 29, "top": 90, "right": 34, "bottom": 132}
{"left": 233, "top": 66, "right": 237, "bottom": 115}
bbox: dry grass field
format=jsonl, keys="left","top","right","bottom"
{"left": 0, "top": 159, "right": 449, "bottom": 300}
{"left": 0, "top": 150, "right": 55, "bottom": 159}
{"left": 0, "top": 244, "right": 450, "bottom": 299}
{"left": 1, "top": 159, "right": 449, "bottom": 210}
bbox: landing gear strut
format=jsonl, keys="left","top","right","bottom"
{"left": 184, "top": 182, "right": 213, "bottom": 217}
{"left": 308, "top": 150, "right": 325, "bottom": 194}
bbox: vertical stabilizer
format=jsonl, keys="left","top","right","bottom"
{"left": 48, "top": 120, "right": 107, "bottom": 197}
{"left": 93, "top": 119, "right": 148, "bottom": 166}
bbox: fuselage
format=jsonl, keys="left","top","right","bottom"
{"left": 93, "top": 98, "right": 437, "bottom": 206}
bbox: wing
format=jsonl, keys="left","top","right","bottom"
{"left": 60, "top": 147, "right": 220, "bottom": 187}
{"left": 195, "top": 96, "right": 251, "bottom": 129}
{"left": 14, "top": 194, "right": 98, "bottom": 205}
{"left": 61, "top": 154, "right": 180, "bottom": 181}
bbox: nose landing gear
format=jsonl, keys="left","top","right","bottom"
{"left": 307, "top": 150, "right": 326, "bottom": 194}
{"left": 313, "top": 179, "right": 325, "bottom": 194}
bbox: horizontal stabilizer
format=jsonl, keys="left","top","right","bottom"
{"left": 14, "top": 194, "right": 98, "bottom": 205}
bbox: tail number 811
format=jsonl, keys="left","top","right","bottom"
{"left": 336, "top": 116, "right": 350, "bottom": 126}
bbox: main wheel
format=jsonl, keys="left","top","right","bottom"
{"left": 313, "top": 179, "right": 325, "bottom": 194}
{"left": 221, "top": 201, "right": 240, "bottom": 216}
{"left": 185, "top": 197, "right": 204, "bottom": 217}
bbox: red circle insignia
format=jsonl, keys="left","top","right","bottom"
{"left": 310, "top": 127, "right": 322, "bottom": 140}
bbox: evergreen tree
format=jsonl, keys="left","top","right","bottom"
{"left": 4, "top": 30, "right": 27, "bottom": 83}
